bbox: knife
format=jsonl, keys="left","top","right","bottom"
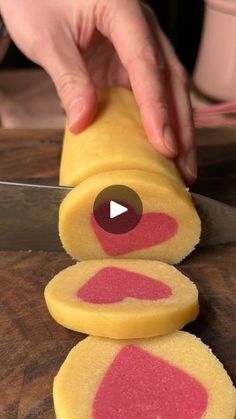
{"left": 0, "top": 181, "right": 235, "bottom": 251}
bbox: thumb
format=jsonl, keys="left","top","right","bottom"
{"left": 39, "top": 32, "right": 97, "bottom": 133}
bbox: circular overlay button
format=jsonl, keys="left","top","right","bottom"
{"left": 93, "top": 185, "right": 143, "bottom": 234}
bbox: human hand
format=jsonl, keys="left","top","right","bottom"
{"left": 0, "top": 0, "right": 196, "bottom": 183}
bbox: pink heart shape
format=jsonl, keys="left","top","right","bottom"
{"left": 91, "top": 213, "right": 178, "bottom": 256}
{"left": 93, "top": 345, "right": 208, "bottom": 419}
{"left": 77, "top": 267, "right": 172, "bottom": 304}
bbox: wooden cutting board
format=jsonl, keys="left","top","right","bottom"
{"left": 0, "top": 128, "right": 236, "bottom": 419}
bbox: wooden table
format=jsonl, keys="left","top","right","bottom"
{"left": 0, "top": 128, "right": 236, "bottom": 418}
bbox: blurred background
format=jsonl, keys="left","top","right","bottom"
{"left": 1, "top": 0, "right": 236, "bottom": 129}
{"left": 1, "top": 0, "right": 204, "bottom": 74}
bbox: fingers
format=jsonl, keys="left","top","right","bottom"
{"left": 158, "top": 31, "right": 197, "bottom": 184}
{"left": 96, "top": 0, "right": 178, "bottom": 158}
{"left": 172, "top": 80, "right": 197, "bottom": 185}
{"left": 35, "top": 28, "right": 97, "bottom": 133}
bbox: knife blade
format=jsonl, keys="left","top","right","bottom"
{"left": 0, "top": 181, "right": 235, "bottom": 251}
{"left": 0, "top": 181, "right": 69, "bottom": 251}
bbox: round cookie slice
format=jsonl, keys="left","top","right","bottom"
{"left": 44, "top": 259, "right": 199, "bottom": 339}
{"left": 59, "top": 170, "right": 201, "bottom": 264}
{"left": 53, "top": 331, "right": 236, "bottom": 419}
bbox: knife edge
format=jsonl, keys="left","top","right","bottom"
{"left": 0, "top": 181, "right": 236, "bottom": 250}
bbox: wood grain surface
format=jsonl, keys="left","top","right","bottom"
{"left": 0, "top": 128, "right": 235, "bottom": 418}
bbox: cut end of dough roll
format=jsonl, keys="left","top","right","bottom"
{"left": 59, "top": 170, "right": 201, "bottom": 263}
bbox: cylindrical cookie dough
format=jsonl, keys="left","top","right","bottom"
{"left": 59, "top": 87, "right": 182, "bottom": 187}
{"left": 59, "top": 87, "right": 201, "bottom": 263}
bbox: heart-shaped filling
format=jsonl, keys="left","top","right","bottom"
{"left": 93, "top": 345, "right": 208, "bottom": 419}
{"left": 77, "top": 267, "right": 172, "bottom": 304}
{"left": 91, "top": 212, "right": 178, "bottom": 255}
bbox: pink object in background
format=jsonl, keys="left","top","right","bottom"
{"left": 194, "top": 0, "right": 236, "bottom": 101}
{"left": 193, "top": 101, "right": 236, "bottom": 128}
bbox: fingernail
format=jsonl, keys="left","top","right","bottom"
{"left": 185, "top": 149, "right": 197, "bottom": 180}
{"left": 68, "top": 98, "right": 84, "bottom": 129}
{"left": 164, "top": 125, "right": 178, "bottom": 155}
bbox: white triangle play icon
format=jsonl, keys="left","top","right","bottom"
{"left": 110, "top": 201, "right": 128, "bottom": 219}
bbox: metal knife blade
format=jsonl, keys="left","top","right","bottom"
{"left": 0, "top": 181, "right": 235, "bottom": 251}
{"left": 191, "top": 192, "right": 236, "bottom": 246}
{"left": 0, "top": 181, "right": 69, "bottom": 251}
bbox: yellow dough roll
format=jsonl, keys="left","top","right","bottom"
{"left": 53, "top": 332, "right": 236, "bottom": 419}
{"left": 59, "top": 170, "right": 201, "bottom": 263}
{"left": 44, "top": 259, "right": 199, "bottom": 339}
{"left": 59, "top": 87, "right": 182, "bottom": 187}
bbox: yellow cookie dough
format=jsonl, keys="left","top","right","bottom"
{"left": 53, "top": 332, "right": 236, "bottom": 419}
{"left": 60, "top": 87, "right": 182, "bottom": 187}
{"left": 59, "top": 170, "right": 201, "bottom": 263}
{"left": 44, "top": 259, "right": 199, "bottom": 339}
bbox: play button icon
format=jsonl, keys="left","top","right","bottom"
{"left": 93, "top": 185, "right": 143, "bottom": 234}
{"left": 110, "top": 201, "right": 128, "bottom": 219}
